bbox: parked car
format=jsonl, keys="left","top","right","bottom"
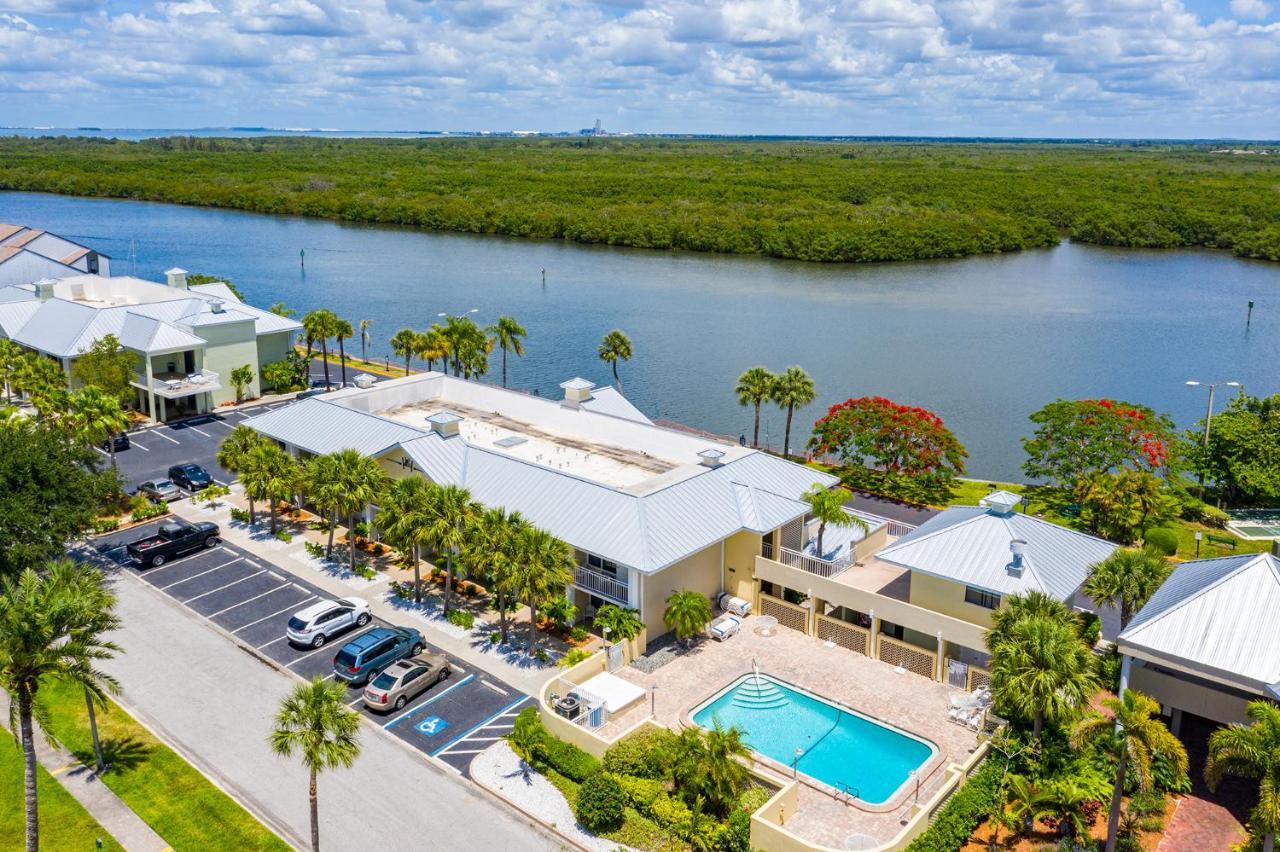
{"left": 286, "top": 598, "right": 372, "bottom": 648}
{"left": 362, "top": 653, "right": 451, "bottom": 712}
{"left": 127, "top": 520, "right": 220, "bottom": 568}
{"left": 137, "top": 479, "right": 181, "bottom": 502}
{"left": 102, "top": 433, "right": 130, "bottom": 452}
{"left": 168, "top": 463, "right": 212, "bottom": 491}
{"left": 332, "top": 627, "right": 424, "bottom": 686}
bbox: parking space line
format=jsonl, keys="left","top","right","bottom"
{"left": 93, "top": 446, "right": 108, "bottom": 457}
{"left": 130, "top": 440, "right": 151, "bottom": 452}
{"left": 439, "top": 748, "right": 486, "bottom": 756}
{"left": 182, "top": 569, "right": 265, "bottom": 603}
{"left": 209, "top": 419, "right": 235, "bottom": 429}
{"left": 208, "top": 582, "right": 290, "bottom": 618}
{"left": 480, "top": 679, "right": 508, "bottom": 695}
{"left": 382, "top": 674, "right": 476, "bottom": 729}
{"left": 187, "top": 425, "right": 212, "bottom": 438}
{"left": 347, "top": 695, "right": 366, "bottom": 708}
{"left": 256, "top": 635, "right": 291, "bottom": 650}
{"left": 158, "top": 559, "right": 239, "bottom": 590}
{"left": 431, "top": 696, "right": 530, "bottom": 756}
{"left": 149, "top": 429, "right": 181, "bottom": 445}
{"left": 233, "top": 596, "right": 316, "bottom": 634}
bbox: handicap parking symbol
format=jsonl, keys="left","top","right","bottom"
{"left": 415, "top": 715, "right": 448, "bottom": 737}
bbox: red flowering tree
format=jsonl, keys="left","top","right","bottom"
{"left": 1021, "top": 398, "right": 1177, "bottom": 491}
{"left": 809, "top": 397, "right": 967, "bottom": 497}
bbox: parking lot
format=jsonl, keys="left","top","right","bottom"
{"left": 92, "top": 520, "right": 530, "bottom": 777}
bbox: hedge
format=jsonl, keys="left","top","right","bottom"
{"left": 904, "top": 759, "right": 1003, "bottom": 852}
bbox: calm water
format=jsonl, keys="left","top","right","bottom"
{"left": 692, "top": 674, "right": 933, "bottom": 803}
{"left": 3, "top": 190, "right": 1277, "bottom": 480}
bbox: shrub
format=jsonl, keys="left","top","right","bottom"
{"left": 574, "top": 773, "right": 626, "bottom": 833}
{"left": 558, "top": 648, "right": 591, "bottom": 668}
{"left": 904, "top": 759, "right": 1001, "bottom": 852}
{"left": 352, "top": 563, "right": 375, "bottom": 580}
{"left": 1143, "top": 527, "right": 1178, "bottom": 556}
{"left": 1180, "top": 497, "right": 1230, "bottom": 529}
{"left": 720, "top": 809, "right": 752, "bottom": 852}
{"left": 390, "top": 581, "right": 412, "bottom": 600}
{"left": 130, "top": 499, "right": 167, "bottom": 522}
{"left": 647, "top": 792, "right": 692, "bottom": 829}
{"left": 1079, "top": 611, "right": 1103, "bottom": 646}
{"left": 540, "top": 735, "right": 600, "bottom": 783}
{"left": 446, "top": 609, "right": 475, "bottom": 630}
{"left": 230, "top": 507, "right": 251, "bottom": 524}
{"left": 490, "top": 631, "right": 501, "bottom": 645}
{"left": 275, "top": 529, "right": 292, "bottom": 543}
{"left": 569, "top": 626, "right": 590, "bottom": 642}
{"left": 604, "top": 728, "right": 679, "bottom": 780}
{"left": 535, "top": 648, "right": 549, "bottom": 663}
{"left": 612, "top": 774, "right": 666, "bottom": 809}
{"left": 92, "top": 517, "right": 120, "bottom": 534}
{"left": 304, "top": 540, "right": 325, "bottom": 559}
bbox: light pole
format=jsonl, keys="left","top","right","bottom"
{"left": 1186, "top": 380, "right": 1240, "bottom": 497}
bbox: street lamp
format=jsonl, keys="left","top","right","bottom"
{"left": 1186, "top": 380, "right": 1240, "bottom": 496}
{"left": 437, "top": 308, "right": 479, "bottom": 319}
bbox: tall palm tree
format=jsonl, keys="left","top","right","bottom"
{"left": 217, "top": 425, "right": 266, "bottom": 522}
{"left": 597, "top": 329, "right": 633, "bottom": 392}
{"left": 466, "top": 507, "right": 527, "bottom": 643}
{"left": 771, "top": 366, "right": 815, "bottom": 459}
{"left": 333, "top": 449, "right": 388, "bottom": 576}
{"left": 376, "top": 477, "right": 435, "bottom": 602}
{"left": 333, "top": 317, "right": 353, "bottom": 387}
{"left": 986, "top": 590, "right": 1081, "bottom": 652}
{"left": 240, "top": 442, "right": 300, "bottom": 533}
{"left": 423, "top": 484, "right": 479, "bottom": 617}
{"left": 1206, "top": 700, "right": 1280, "bottom": 852}
{"left": 487, "top": 316, "right": 527, "bottom": 388}
{"left": 0, "top": 338, "right": 21, "bottom": 403}
{"left": 802, "top": 484, "right": 867, "bottom": 560}
{"left": 699, "top": 722, "right": 751, "bottom": 817}
{"left": 0, "top": 561, "right": 121, "bottom": 852}
{"left": 66, "top": 386, "right": 130, "bottom": 470}
{"left": 301, "top": 310, "right": 338, "bottom": 390}
{"left": 592, "top": 604, "right": 643, "bottom": 645}
{"left": 14, "top": 353, "right": 69, "bottom": 418}
{"left": 358, "top": 319, "right": 373, "bottom": 364}
{"left": 663, "top": 589, "right": 712, "bottom": 645}
{"left": 303, "top": 453, "right": 345, "bottom": 559}
{"left": 268, "top": 677, "right": 361, "bottom": 852}
{"left": 416, "top": 326, "right": 449, "bottom": 373}
{"left": 734, "top": 366, "right": 775, "bottom": 448}
{"left": 1073, "top": 689, "right": 1187, "bottom": 852}
{"left": 511, "top": 526, "right": 575, "bottom": 654}
{"left": 390, "top": 328, "right": 418, "bottom": 375}
{"left": 1083, "top": 548, "right": 1172, "bottom": 630}
{"left": 988, "top": 614, "right": 1098, "bottom": 739}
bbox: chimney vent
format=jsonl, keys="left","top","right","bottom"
{"left": 165, "top": 267, "right": 188, "bottom": 290}
{"left": 981, "top": 490, "right": 1023, "bottom": 516}
{"left": 697, "top": 448, "right": 726, "bottom": 468}
{"left": 33, "top": 278, "right": 56, "bottom": 301}
{"left": 1008, "top": 539, "right": 1028, "bottom": 575}
{"left": 210, "top": 299, "right": 225, "bottom": 314}
{"left": 426, "top": 410, "right": 464, "bottom": 438}
{"left": 559, "top": 377, "right": 595, "bottom": 409}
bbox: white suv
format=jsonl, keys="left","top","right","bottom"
{"left": 286, "top": 598, "right": 371, "bottom": 648}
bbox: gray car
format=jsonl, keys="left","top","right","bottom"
{"left": 137, "top": 479, "right": 182, "bottom": 502}
{"left": 362, "top": 653, "right": 451, "bottom": 712}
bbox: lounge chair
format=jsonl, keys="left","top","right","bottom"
{"left": 709, "top": 614, "right": 742, "bottom": 642}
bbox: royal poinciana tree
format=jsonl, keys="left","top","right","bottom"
{"left": 1021, "top": 398, "right": 1177, "bottom": 492}
{"left": 809, "top": 396, "right": 967, "bottom": 499}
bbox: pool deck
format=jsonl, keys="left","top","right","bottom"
{"left": 601, "top": 615, "right": 982, "bottom": 848}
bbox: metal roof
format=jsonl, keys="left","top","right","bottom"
{"left": 579, "top": 386, "right": 652, "bottom": 424}
{"left": 118, "top": 312, "right": 206, "bottom": 354}
{"left": 1120, "top": 553, "right": 1280, "bottom": 693}
{"left": 244, "top": 398, "right": 427, "bottom": 457}
{"left": 875, "top": 504, "right": 1117, "bottom": 599}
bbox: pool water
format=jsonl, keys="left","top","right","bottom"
{"left": 692, "top": 674, "right": 935, "bottom": 804}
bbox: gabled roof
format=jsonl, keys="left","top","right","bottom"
{"left": 245, "top": 397, "right": 427, "bottom": 457}
{"left": 875, "top": 504, "right": 1117, "bottom": 599}
{"left": 118, "top": 312, "right": 206, "bottom": 354}
{"left": 580, "top": 386, "right": 652, "bottom": 424}
{"left": 1120, "top": 553, "right": 1280, "bottom": 693}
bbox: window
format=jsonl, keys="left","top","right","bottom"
{"left": 964, "top": 586, "right": 1001, "bottom": 610}
{"left": 586, "top": 554, "right": 618, "bottom": 576}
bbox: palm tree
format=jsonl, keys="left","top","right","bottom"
{"left": 699, "top": 722, "right": 751, "bottom": 817}
{"left": 333, "top": 317, "right": 353, "bottom": 387}
{"left": 423, "top": 484, "right": 479, "bottom": 617}
{"left": 301, "top": 310, "right": 338, "bottom": 390}
{"left": 268, "top": 677, "right": 361, "bottom": 852}
{"left": 1083, "top": 548, "right": 1172, "bottom": 630}
{"left": 416, "top": 326, "right": 449, "bottom": 373}
{"left": 592, "top": 604, "right": 643, "bottom": 645}
{"left": 332, "top": 449, "right": 388, "bottom": 576}
{"left": 488, "top": 316, "right": 527, "bottom": 388}
{"left": 771, "top": 366, "right": 815, "bottom": 459}
{"left": 597, "top": 329, "right": 633, "bottom": 392}
{"left": 1206, "top": 700, "right": 1280, "bottom": 852}
{"left": 0, "top": 338, "right": 21, "bottom": 403}
{"left": 989, "top": 613, "right": 1098, "bottom": 739}
{"left": 66, "top": 386, "right": 130, "bottom": 469}
{"left": 735, "top": 366, "right": 775, "bottom": 448}
{"left": 466, "top": 507, "right": 527, "bottom": 643}
{"left": 1040, "top": 778, "right": 1095, "bottom": 842}
{"left": 217, "top": 425, "right": 266, "bottom": 522}
{"left": 14, "top": 353, "right": 68, "bottom": 418}
{"left": 376, "top": 477, "right": 435, "bottom": 602}
{"left": 1073, "top": 689, "right": 1187, "bottom": 852}
{"left": 803, "top": 484, "right": 867, "bottom": 560}
{"left": 268, "top": 302, "right": 297, "bottom": 318}
{"left": 358, "top": 319, "right": 373, "bottom": 364}
{"left": 240, "top": 442, "right": 300, "bottom": 534}
{"left": 1005, "top": 773, "right": 1052, "bottom": 835}
{"left": 0, "top": 561, "right": 121, "bottom": 852}
{"left": 390, "top": 328, "right": 418, "bottom": 375}
{"left": 663, "top": 589, "right": 712, "bottom": 645}
{"left": 511, "top": 526, "right": 575, "bottom": 654}
{"left": 303, "top": 453, "right": 345, "bottom": 559}
{"left": 986, "top": 590, "right": 1081, "bottom": 652}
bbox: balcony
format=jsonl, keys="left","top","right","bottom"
{"left": 131, "top": 369, "right": 222, "bottom": 399}
{"left": 573, "top": 565, "right": 629, "bottom": 606}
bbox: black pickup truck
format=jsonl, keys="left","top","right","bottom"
{"left": 127, "top": 520, "right": 221, "bottom": 568}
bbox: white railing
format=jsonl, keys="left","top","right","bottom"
{"left": 777, "top": 546, "right": 851, "bottom": 578}
{"left": 135, "top": 369, "right": 222, "bottom": 397}
{"left": 573, "top": 565, "right": 629, "bottom": 605}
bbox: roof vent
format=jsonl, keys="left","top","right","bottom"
{"left": 210, "top": 299, "right": 225, "bottom": 314}
{"left": 426, "top": 410, "right": 464, "bottom": 438}
{"left": 353, "top": 373, "right": 377, "bottom": 389}
{"left": 33, "top": 278, "right": 56, "bottom": 301}
{"left": 559, "top": 377, "right": 595, "bottom": 409}
{"left": 697, "top": 448, "right": 726, "bottom": 468}
{"left": 1008, "top": 539, "right": 1028, "bottom": 575}
{"left": 981, "top": 490, "right": 1023, "bottom": 516}
{"left": 165, "top": 267, "right": 188, "bottom": 290}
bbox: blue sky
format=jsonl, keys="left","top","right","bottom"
{"left": 1, "top": 0, "right": 1277, "bottom": 138}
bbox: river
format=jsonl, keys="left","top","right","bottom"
{"left": 2, "top": 190, "right": 1276, "bottom": 481}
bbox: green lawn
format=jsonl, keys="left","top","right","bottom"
{"left": 41, "top": 679, "right": 288, "bottom": 852}
{"left": 0, "top": 732, "right": 124, "bottom": 851}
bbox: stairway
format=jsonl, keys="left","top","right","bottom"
{"left": 732, "top": 675, "right": 789, "bottom": 711}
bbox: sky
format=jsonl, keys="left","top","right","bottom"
{"left": 1, "top": 0, "right": 1277, "bottom": 138}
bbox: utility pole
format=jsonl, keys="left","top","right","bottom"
{"left": 1247, "top": 300, "right": 1254, "bottom": 327}
{"left": 299, "top": 248, "right": 305, "bottom": 269}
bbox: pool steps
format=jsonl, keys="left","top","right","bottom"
{"left": 731, "top": 677, "right": 790, "bottom": 710}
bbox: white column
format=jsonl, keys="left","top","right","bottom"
{"left": 869, "top": 609, "right": 879, "bottom": 659}
{"left": 1118, "top": 655, "right": 1132, "bottom": 696}
{"left": 935, "top": 631, "right": 946, "bottom": 682}
{"left": 144, "top": 359, "right": 157, "bottom": 422}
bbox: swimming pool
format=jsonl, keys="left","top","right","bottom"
{"left": 691, "top": 674, "right": 935, "bottom": 805}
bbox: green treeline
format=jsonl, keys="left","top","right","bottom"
{"left": 1, "top": 136, "right": 1278, "bottom": 264}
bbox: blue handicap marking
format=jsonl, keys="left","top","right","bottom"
{"left": 415, "top": 715, "right": 448, "bottom": 737}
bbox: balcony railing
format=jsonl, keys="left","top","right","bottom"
{"left": 573, "top": 565, "right": 629, "bottom": 605}
{"left": 776, "top": 546, "right": 851, "bottom": 578}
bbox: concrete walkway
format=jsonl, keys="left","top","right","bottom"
{"left": 0, "top": 695, "right": 169, "bottom": 852}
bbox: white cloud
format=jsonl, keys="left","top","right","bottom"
{"left": 1230, "top": 0, "right": 1271, "bottom": 19}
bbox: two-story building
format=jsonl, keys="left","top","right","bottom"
{"left": 0, "top": 269, "right": 300, "bottom": 420}
{"left": 0, "top": 224, "right": 110, "bottom": 286}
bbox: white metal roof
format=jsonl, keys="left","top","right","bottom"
{"left": 579, "top": 386, "right": 652, "bottom": 424}
{"left": 1120, "top": 553, "right": 1280, "bottom": 693}
{"left": 245, "top": 397, "right": 427, "bottom": 457}
{"left": 875, "top": 504, "right": 1117, "bottom": 599}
